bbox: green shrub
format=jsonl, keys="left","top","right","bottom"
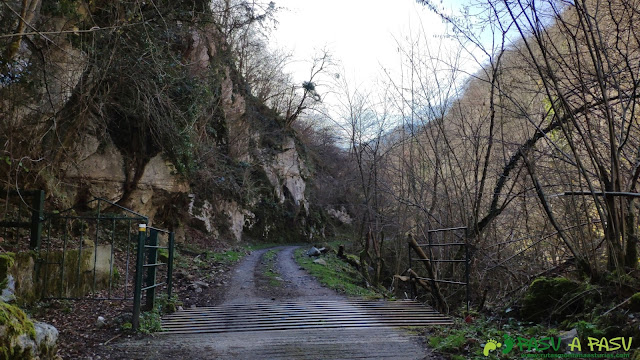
{"left": 629, "top": 293, "right": 640, "bottom": 312}
{"left": 573, "top": 320, "right": 605, "bottom": 341}
{"left": 138, "top": 311, "right": 162, "bottom": 334}
{"left": 521, "top": 277, "right": 583, "bottom": 322}
{"left": 155, "top": 294, "right": 181, "bottom": 314}
{"left": 429, "top": 333, "right": 467, "bottom": 352}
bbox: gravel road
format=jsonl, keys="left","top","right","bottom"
{"left": 100, "top": 246, "right": 443, "bottom": 360}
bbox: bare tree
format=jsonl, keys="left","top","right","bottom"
{"left": 414, "top": 0, "right": 640, "bottom": 280}
{"left": 330, "top": 70, "right": 394, "bottom": 286}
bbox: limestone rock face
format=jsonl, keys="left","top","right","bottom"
{"left": 10, "top": 321, "right": 59, "bottom": 360}
{"left": 43, "top": 42, "right": 86, "bottom": 115}
{"left": 262, "top": 137, "right": 309, "bottom": 215}
{"left": 65, "top": 138, "right": 125, "bottom": 200}
{"left": 221, "top": 200, "right": 255, "bottom": 242}
{"left": 2, "top": 39, "right": 86, "bottom": 131}
{"left": 188, "top": 195, "right": 255, "bottom": 243}
{"left": 185, "top": 28, "right": 217, "bottom": 73}
{"left": 139, "top": 156, "right": 189, "bottom": 193}
{"left": 66, "top": 137, "right": 189, "bottom": 194}
{"left": 1, "top": 275, "right": 16, "bottom": 303}
{"left": 327, "top": 207, "right": 353, "bottom": 224}
{"left": 65, "top": 136, "right": 189, "bottom": 222}
{"left": 34, "top": 321, "right": 59, "bottom": 359}
{"left": 6, "top": 8, "right": 315, "bottom": 245}
{"left": 189, "top": 196, "right": 217, "bottom": 235}
{"left": 223, "top": 68, "right": 250, "bottom": 162}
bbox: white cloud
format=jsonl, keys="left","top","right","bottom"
{"left": 271, "top": 0, "right": 449, "bottom": 87}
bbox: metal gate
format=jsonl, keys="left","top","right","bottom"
{"left": 132, "top": 224, "right": 175, "bottom": 329}
{"left": 38, "top": 198, "right": 149, "bottom": 300}
{"left": 1, "top": 191, "right": 174, "bottom": 329}
{"left": 407, "top": 227, "right": 470, "bottom": 312}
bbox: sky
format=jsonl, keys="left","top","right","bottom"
{"left": 270, "top": 0, "right": 472, "bottom": 95}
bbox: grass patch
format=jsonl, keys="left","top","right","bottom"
{"left": 429, "top": 332, "right": 466, "bottom": 352}
{"left": 137, "top": 294, "right": 181, "bottom": 334}
{"left": 262, "top": 249, "right": 281, "bottom": 287}
{"left": 426, "top": 315, "right": 561, "bottom": 359}
{"left": 245, "top": 243, "right": 288, "bottom": 251}
{"left": 138, "top": 310, "right": 163, "bottom": 334}
{"left": 206, "top": 250, "right": 243, "bottom": 264}
{"left": 294, "top": 248, "right": 381, "bottom": 298}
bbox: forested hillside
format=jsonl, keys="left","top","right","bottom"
{"left": 369, "top": 0, "right": 640, "bottom": 303}
{"left": 311, "top": 0, "right": 640, "bottom": 356}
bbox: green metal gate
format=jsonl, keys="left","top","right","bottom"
{"left": 38, "top": 198, "right": 150, "bottom": 300}
{"left": 407, "top": 227, "right": 470, "bottom": 312}
{"left": 132, "top": 224, "right": 175, "bottom": 330}
{"left": 1, "top": 191, "right": 174, "bottom": 329}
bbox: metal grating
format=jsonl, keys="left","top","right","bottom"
{"left": 160, "top": 299, "right": 453, "bottom": 334}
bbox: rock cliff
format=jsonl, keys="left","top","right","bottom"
{"left": 0, "top": 1, "right": 317, "bottom": 244}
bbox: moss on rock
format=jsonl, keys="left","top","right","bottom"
{"left": 629, "top": 292, "right": 640, "bottom": 312}
{"left": 0, "top": 302, "right": 36, "bottom": 359}
{"left": 521, "top": 277, "right": 583, "bottom": 322}
{"left": 0, "top": 253, "right": 16, "bottom": 288}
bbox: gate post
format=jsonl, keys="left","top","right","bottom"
{"left": 167, "top": 232, "right": 175, "bottom": 298}
{"left": 132, "top": 224, "right": 146, "bottom": 330}
{"left": 29, "top": 190, "right": 44, "bottom": 250}
{"left": 407, "top": 238, "right": 414, "bottom": 299}
{"left": 465, "top": 240, "right": 470, "bottom": 313}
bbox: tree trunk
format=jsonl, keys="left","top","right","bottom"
{"left": 624, "top": 204, "right": 638, "bottom": 268}
{"left": 5, "top": 0, "right": 41, "bottom": 60}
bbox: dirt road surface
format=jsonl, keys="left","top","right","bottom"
{"left": 100, "top": 246, "right": 444, "bottom": 359}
